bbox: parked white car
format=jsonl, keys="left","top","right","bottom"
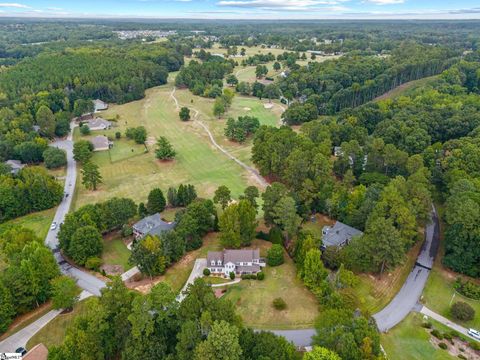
{"left": 468, "top": 328, "right": 480, "bottom": 341}
{"left": 50, "top": 222, "right": 57, "bottom": 230}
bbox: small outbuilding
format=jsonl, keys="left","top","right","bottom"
{"left": 5, "top": 159, "right": 24, "bottom": 175}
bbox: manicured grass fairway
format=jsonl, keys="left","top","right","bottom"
{"left": 74, "top": 83, "right": 256, "bottom": 209}
{"left": 27, "top": 298, "right": 91, "bottom": 350}
{"left": 381, "top": 313, "right": 456, "bottom": 360}
{"left": 223, "top": 240, "right": 319, "bottom": 330}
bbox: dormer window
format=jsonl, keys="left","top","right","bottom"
{"left": 211, "top": 260, "right": 215, "bottom": 266}
{"left": 217, "top": 260, "right": 222, "bottom": 266}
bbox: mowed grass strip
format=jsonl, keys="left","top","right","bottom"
{"left": 381, "top": 313, "right": 456, "bottom": 360}
{"left": 223, "top": 240, "right": 319, "bottom": 330}
{"left": 26, "top": 298, "right": 91, "bottom": 350}
{"left": 74, "top": 85, "right": 255, "bottom": 209}
{"left": 0, "top": 207, "right": 56, "bottom": 240}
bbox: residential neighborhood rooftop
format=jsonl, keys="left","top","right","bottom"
{"left": 90, "top": 135, "right": 111, "bottom": 151}
{"left": 322, "top": 221, "right": 363, "bottom": 248}
{"left": 93, "top": 99, "right": 108, "bottom": 112}
{"left": 132, "top": 213, "right": 176, "bottom": 239}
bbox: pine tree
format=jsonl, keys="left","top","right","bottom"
{"left": 81, "top": 161, "right": 102, "bottom": 190}
{"left": 155, "top": 136, "right": 176, "bottom": 160}
{"left": 147, "top": 188, "right": 166, "bottom": 214}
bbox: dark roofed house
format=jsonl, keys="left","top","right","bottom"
{"left": 132, "top": 213, "right": 176, "bottom": 240}
{"left": 91, "top": 135, "right": 112, "bottom": 151}
{"left": 84, "top": 117, "right": 112, "bottom": 131}
{"left": 5, "top": 159, "right": 24, "bottom": 175}
{"left": 207, "top": 249, "right": 265, "bottom": 277}
{"left": 321, "top": 221, "right": 363, "bottom": 249}
{"left": 93, "top": 99, "right": 108, "bottom": 112}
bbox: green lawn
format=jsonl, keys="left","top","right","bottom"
{"left": 26, "top": 298, "right": 92, "bottom": 350}
{"left": 381, "top": 313, "right": 456, "bottom": 360}
{"left": 0, "top": 208, "right": 56, "bottom": 240}
{"left": 74, "top": 82, "right": 257, "bottom": 209}
{"left": 422, "top": 267, "right": 480, "bottom": 329}
{"left": 223, "top": 241, "right": 319, "bottom": 329}
{"left": 102, "top": 235, "right": 132, "bottom": 273}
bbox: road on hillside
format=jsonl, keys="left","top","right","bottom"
{"left": 373, "top": 205, "right": 440, "bottom": 332}
{"left": 46, "top": 123, "right": 106, "bottom": 296}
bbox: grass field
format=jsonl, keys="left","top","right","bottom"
{"left": 73, "top": 82, "right": 259, "bottom": 209}
{"left": 223, "top": 240, "right": 319, "bottom": 329}
{"left": 422, "top": 267, "right": 480, "bottom": 329}
{"left": 0, "top": 208, "right": 56, "bottom": 240}
{"left": 27, "top": 298, "right": 91, "bottom": 350}
{"left": 102, "top": 234, "right": 132, "bottom": 273}
{"left": 373, "top": 76, "right": 439, "bottom": 102}
{"left": 381, "top": 313, "right": 456, "bottom": 360}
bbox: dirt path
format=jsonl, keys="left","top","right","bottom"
{"left": 170, "top": 87, "right": 268, "bottom": 189}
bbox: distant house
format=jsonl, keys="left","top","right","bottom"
{"left": 5, "top": 159, "right": 24, "bottom": 175}
{"left": 84, "top": 117, "right": 112, "bottom": 131}
{"left": 93, "top": 99, "right": 108, "bottom": 112}
{"left": 132, "top": 213, "right": 176, "bottom": 240}
{"left": 207, "top": 249, "right": 265, "bottom": 276}
{"left": 321, "top": 221, "right": 363, "bottom": 249}
{"left": 32, "top": 125, "right": 41, "bottom": 133}
{"left": 74, "top": 113, "right": 94, "bottom": 123}
{"left": 90, "top": 135, "right": 112, "bottom": 152}
{"left": 333, "top": 146, "right": 343, "bottom": 157}
{"left": 24, "top": 343, "right": 48, "bottom": 360}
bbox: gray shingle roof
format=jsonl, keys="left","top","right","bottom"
{"left": 322, "top": 221, "right": 363, "bottom": 247}
{"left": 90, "top": 135, "right": 110, "bottom": 150}
{"left": 85, "top": 118, "right": 111, "bottom": 130}
{"left": 133, "top": 213, "right": 176, "bottom": 237}
{"left": 207, "top": 249, "right": 260, "bottom": 265}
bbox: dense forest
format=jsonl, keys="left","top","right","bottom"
{"left": 251, "top": 51, "right": 480, "bottom": 277}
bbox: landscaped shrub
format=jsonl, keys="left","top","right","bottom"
{"left": 203, "top": 268, "right": 211, "bottom": 276}
{"left": 85, "top": 256, "right": 102, "bottom": 271}
{"left": 267, "top": 244, "right": 284, "bottom": 266}
{"left": 422, "top": 321, "right": 433, "bottom": 329}
{"left": 438, "top": 342, "right": 448, "bottom": 350}
{"left": 458, "top": 354, "right": 467, "bottom": 360}
{"left": 80, "top": 124, "right": 91, "bottom": 135}
{"left": 229, "top": 272, "right": 235, "bottom": 280}
{"left": 121, "top": 224, "right": 133, "bottom": 237}
{"left": 115, "top": 131, "right": 121, "bottom": 139}
{"left": 451, "top": 301, "right": 475, "bottom": 321}
{"left": 443, "top": 332, "right": 453, "bottom": 343}
{"left": 454, "top": 278, "right": 480, "bottom": 300}
{"left": 272, "top": 297, "right": 287, "bottom": 310}
{"left": 431, "top": 329, "right": 443, "bottom": 340}
{"left": 257, "top": 272, "right": 265, "bottom": 280}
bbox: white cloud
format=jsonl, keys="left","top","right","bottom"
{"left": 0, "top": 3, "right": 30, "bottom": 8}
{"left": 363, "top": 0, "right": 404, "bottom": 5}
{"left": 218, "top": 0, "right": 341, "bottom": 8}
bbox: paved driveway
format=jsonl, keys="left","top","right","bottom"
{"left": 177, "top": 258, "right": 207, "bottom": 302}
{"left": 420, "top": 306, "right": 479, "bottom": 341}
{"left": 373, "top": 205, "right": 440, "bottom": 332}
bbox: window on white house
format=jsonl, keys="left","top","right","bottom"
{"left": 217, "top": 260, "right": 222, "bottom": 266}
{"left": 211, "top": 260, "right": 215, "bottom": 266}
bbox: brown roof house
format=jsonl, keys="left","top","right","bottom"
{"left": 207, "top": 249, "right": 265, "bottom": 276}
{"left": 24, "top": 343, "right": 48, "bottom": 360}
{"left": 91, "top": 135, "right": 113, "bottom": 152}
{"left": 83, "top": 117, "right": 112, "bottom": 131}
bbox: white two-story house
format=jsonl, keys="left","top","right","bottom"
{"left": 207, "top": 249, "right": 265, "bottom": 276}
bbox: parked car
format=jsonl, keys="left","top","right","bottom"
{"left": 50, "top": 222, "right": 57, "bottom": 230}
{"left": 16, "top": 347, "right": 27, "bottom": 355}
{"left": 468, "top": 328, "right": 480, "bottom": 341}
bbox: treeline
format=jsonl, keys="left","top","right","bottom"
{"left": 132, "top": 198, "right": 216, "bottom": 277}
{"left": 0, "top": 167, "right": 63, "bottom": 222}
{"left": 0, "top": 45, "right": 182, "bottom": 106}
{"left": 47, "top": 277, "right": 316, "bottom": 360}
{"left": 279, "top": 43, "right": 458, "bottom": 118}
{"left": 0, "top": 227, "right": 60, "bottom": 333}
{"left": 175, "top": 56, "right": 235, "bottom": 97}
{"left": 58, "top": 197, "right": 137, "bottom": 266}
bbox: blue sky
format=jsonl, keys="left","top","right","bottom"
{"left": 0, "top": 0, "right": 480, "bottom": 19}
